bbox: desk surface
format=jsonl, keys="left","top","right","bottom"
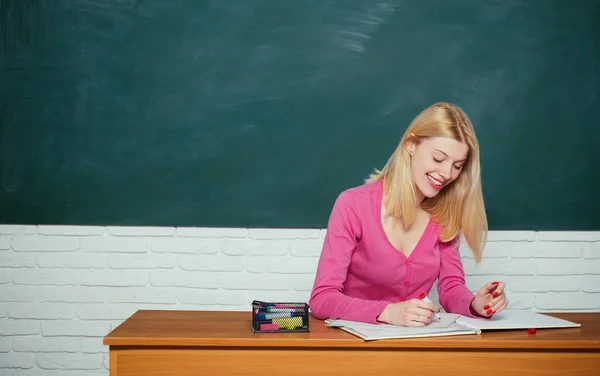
{"left": 104, "top": 310, "right": 600, "bottom": 351}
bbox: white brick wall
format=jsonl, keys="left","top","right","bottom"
{"left": 0, "top": 224, "right": 599, "bottom": 375}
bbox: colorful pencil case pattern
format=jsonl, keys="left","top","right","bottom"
{"left": 251, "top": 300, "right": 310, "bottom": 333}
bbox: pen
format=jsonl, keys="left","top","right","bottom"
{"left": 420, "top": 293, "right": 441, "bottom": 321}
{"left": 265, "top": 307, "right": 305, "bottom": 314}
{"left": 255, "top": 312, "right": 304, "bottom": 320}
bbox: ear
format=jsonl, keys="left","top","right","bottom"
{"left": 406, "top": 133, "right": 417, "bottom": 154}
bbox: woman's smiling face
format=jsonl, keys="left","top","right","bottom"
{"left": 408, "top": 136, "right": 469, "bottom": 201}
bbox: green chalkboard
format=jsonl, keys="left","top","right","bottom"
{"left": 1, "top": 0, "right": 598, "bottom": 230}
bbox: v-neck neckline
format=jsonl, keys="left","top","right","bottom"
{"left": 374, "top": 179, "right": 433, "bottom": 260}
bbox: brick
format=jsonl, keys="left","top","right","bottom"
{"left": 0, "top": 286, "right": 39, "bottom": 301}
{"left": 0, "top": 269, "right": 8, "bottom": 284}
{"left": 9, "top": 303, "right": 77, "bottom": 319}
{"left": 78, "top": 304, "right": 140, "bottom": 320}
{"left": 582, "top": 276, "right": 600, "bottom": 292}
{"left": 0, "top": 225, "right": 36, "bottom": 235}
{"left": 247, "top": 290, "right": 310, "bottom": 304}
{"left": 140, "top": 303, "right": 178, "bottom": 311}
{"left": 177, "top": 255, "right": 245, "bottom": 272}
{"left": 107, "top": 253, "right": 176, "bottom": 269}
{"left": 0, "top": 338, "right": 8, "bottom": 352}
{"left": 36, "top": 353, "right": 103, "bottom": 370}
{"left": 535, "top": 293, "right": 600, "bottom": 310}
{"left": 486, "top": 231, "right": 536, "bottom": 242}
{"left": 290, "top": 240, "right": 323, "bottom": 257}
{"left": 0, "top": 303, "right": 7, "bottom": 317}
{"left": 145, "top": 302, "right": 202, "bottom": 312}
{"left": 0, "top": 236, "right": 9, "bottom": 250}
{"left": 220, "top": 239, "right": 288, "bottom": 256}
{"left": 177, "top": 227, "right": 247, "bottom": 238}
{"left": 12, "top": 337, "right": 80, "bottom": 352}
{"left": 220, "top": 273, "right": 292, "bottom": 290}
{"left": 150, "top": 238, "right": 218, "bottom": 254}
{"left": 537, "top": 260, "right": 600, "bottom": 275}
{"left": 107, "top": 287, "right": 177, "bottom": 304}
{"left": 84, "top": 371, "right": 109, "bottom": 376}
{"left": 106, "top": 226, "right": 175, "bottom": 236}
{"left": 36, "top": 253, "right": 106, "bottom": 269}
{"left": 463, "top": 275, "right": 506, "bottom": 292}
{"left": 41, "top": 320, "right": 111, "bottom": 337}
{"left": 12, "top": 270, "right": 80, "bottom": 286}
{"left": 247, "top": 256, "right": 317, "bottom": 274}
{"left": 11, "top": 236, "right": 79, "bottom": 252}
{"left": 37, "top": 226, "right": 105, "bottom": 236}
{"left": 461, "top": 241, "right": 509, "bottom": 259}
{"left": 583, "top": 242, "right": 600, "bottom": 258}
{"left": 508, "top": 276, "right": 580, "bottom": 292}
{"left": 80, "top": 338, "right": 108, "bottom": 354}
{"left": 39, "top": 287, "right": 105, "bottom": 303}
{"left": 0, "top": 320, "right": 40, "bottom": 335}
{"left": 0, "top": 353, "right": 34, "bottom": 368}
{"left": 463, "top": 259, "right": 536, "bottom": 276}
{"left": 81, "top": 271, "right": 148, "bottom": 287}
{"left": 150, "top": 271, "right": 218, "bottom": 289}
{"left": 249, "top": 228, "right": 319, "bottom": 240}
{"left": 537, "top": 232, "right": 600, "bottom": 241}
{"left": 177, "top": 289, "right": 247, "bottom": 306}
{"left": 12, "top": 370, "right": 84, "bottom": 376}
{"left": 319, "top": 229, "right": 327, "bottom": 239}
{"left": 80, "top": 236, "right": 147, "bottom": 253}
{"left": 0, "top": 252, "right": 35, "bottom": 267}
{"left": 511, "top": 242, "right": 582, "bottom": 258}
{"left": 504, "top": 292, "right": 534, "bottom": 310}
{"left": 292, "top": 275, "right": 316, "bottom": 291}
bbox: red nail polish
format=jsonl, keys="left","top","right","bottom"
{"left": 493, "top": 292, "right": 498, "bottom": 298}
{"left": 419, "top": 293, "right": 426, "bottom": 299}
{"left": 484, "top": 305, "right": 490, "bottom": 310}
{"left": 492, "top": 282, "right": 499, "bottom": 285}
{"left": 486, "top": 309, "right": 492, "bottom": 315}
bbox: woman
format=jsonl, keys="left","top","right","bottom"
{"left": 309, "top": 102, "right": 508, "bottom": 327}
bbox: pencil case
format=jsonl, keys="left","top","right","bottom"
{"left": 251, "top": 300, "right": 310, "bottom": 333}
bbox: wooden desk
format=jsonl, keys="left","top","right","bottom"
{"left": 104, "top": 310, "right": 600, "bottom": 375}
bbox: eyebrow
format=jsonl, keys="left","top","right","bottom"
{"left": 433, "top": 149, "right": 467, "bottom": 163}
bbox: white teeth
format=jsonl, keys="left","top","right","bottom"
{"left": 427, "top": 174, "right": 443, "bottom": 186}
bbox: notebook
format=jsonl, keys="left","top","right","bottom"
{"left": 325, "top": 311, "right": 581, "bottom": 341}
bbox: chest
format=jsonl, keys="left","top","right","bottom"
{"left": 381, "top": 210, "right": 431, "bottom": 258}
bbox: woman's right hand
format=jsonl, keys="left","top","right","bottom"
{"left": 377, "top": 299, "right": 440, "bottom": 327}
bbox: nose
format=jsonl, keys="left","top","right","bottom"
{"left": 439, "top": 162, "right": 452, "bottom": 180}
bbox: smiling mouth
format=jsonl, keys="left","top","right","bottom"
{"left": 427, "top": 174, "right": 444, "bottom": 189}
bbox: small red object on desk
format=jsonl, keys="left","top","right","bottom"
{"left": 527, "top": 328, "right": 537, "bottom": 335}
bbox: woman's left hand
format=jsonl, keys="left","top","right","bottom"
{"left": 470, "top": 281, "right": 509, "bottom": 317}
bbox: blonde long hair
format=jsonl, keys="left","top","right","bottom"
{"left": 366, "top": 102, "right": 487, "bottom": 263}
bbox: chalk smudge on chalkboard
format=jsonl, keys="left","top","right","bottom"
{"left": 328, "top": 2, "right": 396, "bottom": 53}
{"left": 134, "top": 0, "right": 183, "bottom": 19}
{"left": 72, "top": 0, "right": 137, "bottom": 13}
{"left": 0, "top": 0, "right": 47, "bottom": 50}
{"left": 69, "top": 0, "right": 135, "bottom": 41}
